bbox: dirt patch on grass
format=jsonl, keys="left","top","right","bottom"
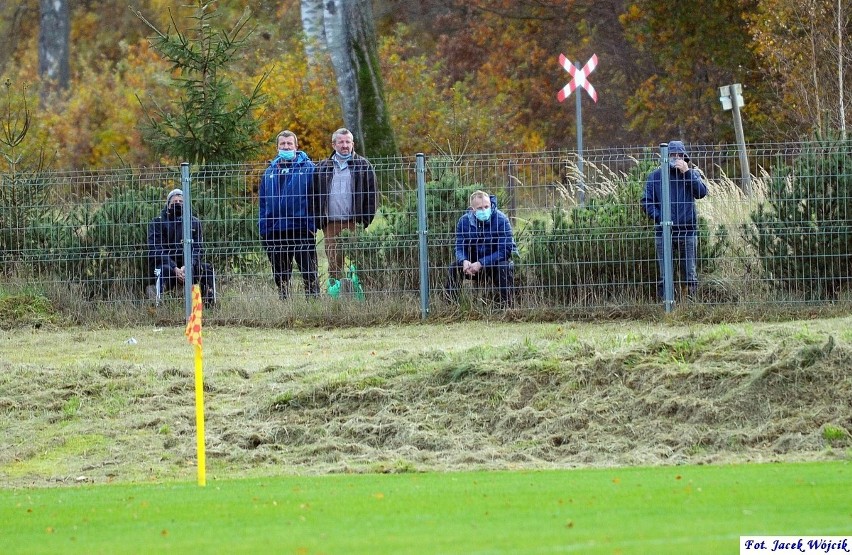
{"left": 1, "top": 320, "right": 850, "bottom": 487}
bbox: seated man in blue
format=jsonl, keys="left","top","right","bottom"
{"left": 446, "top": 190, "right": 517, "bottom": 307}
{"left": 147, "top": 189, "right": 216, "bottom": 307}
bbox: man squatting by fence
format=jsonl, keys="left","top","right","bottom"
{"left": 147, "top": 189, "right": 216, "bottom": 308}
{"left": 446, "top": 190, "right": 518, "bottom": 307}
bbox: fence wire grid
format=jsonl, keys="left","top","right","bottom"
{"left": 2, "top": 140, "right": 851, "bottom": 322}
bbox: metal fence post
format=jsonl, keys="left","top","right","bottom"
{"left": 416, "top": 153, "right": 429, "bottom": 319}
{"left": 659, "top": 143, "right": 675, "bottom": 312}
{"left": 506, "top": 160, "right": 516, "bottom": 224}
{"left": 181, "top": 162, "right": 193, "bottom": 320}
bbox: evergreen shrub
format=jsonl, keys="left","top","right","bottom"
{"left": 745, "top": 136, "right": 852, "bottom": 299}
{"left": 340, "top": 170, "right": 485, "bottom": 295}
{"left": 520, "top": 180, "right": 658, "bottom": 304}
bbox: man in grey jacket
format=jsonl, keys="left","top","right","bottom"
{"left": 311, "top": 128, "right": 378, "bottom": 278}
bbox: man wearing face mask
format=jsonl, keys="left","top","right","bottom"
{"left": 310, "top": 127, "right": 378, "bottom": 279}
{"left": 146, "top": 189, "right": 216, "bottom": 307}
{"left": 640, "top": 140, "right": 708, "bottom": 300}
{"left": 446, "top": 190, "right": 517, "bottom": 307}
{"left": 259, "top": 130, "right": 319, "bottom": 300}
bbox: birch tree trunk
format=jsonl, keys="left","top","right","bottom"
{"left": 321, "top": 0, "right": 397, "bottom": 158}
{"left": 38, "top": 0, "right": 70, "bottom": 103}
{"left": 346, "top": 0, "right": 397, "bottom": 158}
{"left": 323, "top": 0, "right": 361, "bottom": 141}
{"left": 300, "top": 0, "right": 326, "bottom": 68}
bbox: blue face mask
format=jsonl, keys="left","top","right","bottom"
{"left": 278, "top": 149, "right": 296, "bottom": 161}
{"left": 474, "top": 208, "right": 492, "bottom": 222}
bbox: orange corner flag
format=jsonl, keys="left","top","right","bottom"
{"left": 185, "top": 284, "right": 203, "bottom": 347}
{"left": 185, "top": 284, "right": 206, "bottom": 486}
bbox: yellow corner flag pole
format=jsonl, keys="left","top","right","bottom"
{"left": 185, "top": 285, "right": 206, "bottom": 486}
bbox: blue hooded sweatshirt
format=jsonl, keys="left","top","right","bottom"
{"left": 454, "top": 195, "right": 517, "bottom": 267}
{"left": 259, "top": 151, "right": 316, "bottom": 236}
{"left": 640, "top": 148, "right": 707, "bottom": 234}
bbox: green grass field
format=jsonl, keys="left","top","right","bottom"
{"left": 2, "top": 461, "right": 849, "bottom": 554}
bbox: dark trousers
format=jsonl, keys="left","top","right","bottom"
{"left": 154, "top": 262, "right": 216, "bottom": 307}
{"left": 654, "top": 232, "right": 698, "bottom": 299}
{"left": 262, "top": 230, "right": 319, "bottom": 299}
{"left": 446, "top": 260, "right": 515, "bottom": 307}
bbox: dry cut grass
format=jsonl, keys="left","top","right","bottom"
{"left": 1, "top": 318, "right": 850, "bottom": 488}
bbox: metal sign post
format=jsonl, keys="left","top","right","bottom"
{"left": 575, "top": 73, "right": 585, "bottom": 205}
{"left": 719, "top": 83, "right": 751, "bottom": 195}
{"left": 557, "top": 53, "right": 598, "bottom": 206}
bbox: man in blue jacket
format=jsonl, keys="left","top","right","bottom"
{"left": 640, "top": 140, "right": 708, "bottom": 299}
{"left": 447, "top": 190, "right": 517, "bottom": 307}
{"left": 259, "top": 130, "right": 319, "bottom": 300}
{"left": 147, "top": 189, "right": 216, "bottom": 307}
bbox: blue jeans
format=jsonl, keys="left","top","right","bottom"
{"left": 655, "top": 232, "right": 697, "bottom": 299}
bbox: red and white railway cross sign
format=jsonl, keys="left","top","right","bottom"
{"left": 557, "top": 53, "right": 598, "bottom": 103}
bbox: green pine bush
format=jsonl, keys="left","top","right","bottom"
{"left": 745, "top": 136, "right": 852, "bottom": 299}
{"left": 521, "top": 180, "right": 658, "bottom": 304}
{"left": 340, "top": 170, "right": 485, "bottom": 294}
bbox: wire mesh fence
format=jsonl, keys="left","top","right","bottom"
{"left": 1, "top": 139, "right": 851, "bottom": 323}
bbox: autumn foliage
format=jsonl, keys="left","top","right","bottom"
{"left": 0, "top": 0, "right": 850, "bottom": 171}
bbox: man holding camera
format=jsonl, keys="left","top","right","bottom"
{"left": 640, "top": 140, "right": 708, "bottom": 300}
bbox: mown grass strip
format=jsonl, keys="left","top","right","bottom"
{"left": 1, "top": 461, "right": 848, "bottom": 554}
